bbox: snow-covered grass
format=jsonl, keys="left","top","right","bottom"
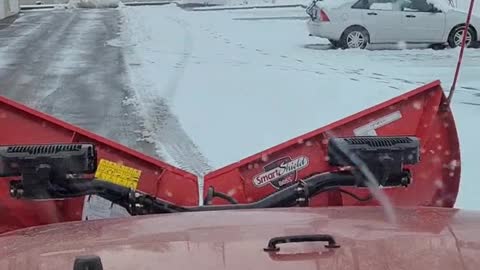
{"left": 119, "top": 4, "right": 480, "bottom": 210}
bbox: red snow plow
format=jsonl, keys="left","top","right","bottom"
{"left": 0, "top": 80, "right": 460, "bottom": 235}
{"left": 1, "top": 80, "right": 478, "bottom": 270}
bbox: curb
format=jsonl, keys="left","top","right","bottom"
{"left": 20, "top": 4, "right": 59, "bottom": 10}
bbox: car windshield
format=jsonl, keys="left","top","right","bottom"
{"left": 0, "top": 0, "right": 479, "bottom": 257}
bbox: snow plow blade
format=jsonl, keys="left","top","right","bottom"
{"left": 0, "top": 96, "right": 199, "bottom": 234}
{"left": 203, "top": 81, "right": 461, "bottom": 208}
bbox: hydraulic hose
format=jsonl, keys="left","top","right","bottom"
{"left": 42, "top": 173, "right": 357, "bottom": 214}
{"left": 185, "top": 172, "right": 356, "bottom": 212}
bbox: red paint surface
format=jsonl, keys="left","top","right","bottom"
{"left": 0, "top": 206, "right": 479, "bottom": 270}
{"left": 0, "top": 96, "right": 199, "bottom": 234}
{"left": 204, "top": 81, "right": 461, "bottom": 208}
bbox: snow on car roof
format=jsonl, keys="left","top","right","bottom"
{"left": 312, "top": 0, "right": 460, "bottom": 11}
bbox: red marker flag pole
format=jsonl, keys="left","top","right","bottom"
{"left": 445, "top": 0, "right": 476, "bottom": 106}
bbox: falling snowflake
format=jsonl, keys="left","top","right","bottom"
{"left": 412, "top": 101, "right": 423, "bottom": 110}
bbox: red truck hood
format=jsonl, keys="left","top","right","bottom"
{"left": 0, "top": 206, "right": 479, "bottom": 270}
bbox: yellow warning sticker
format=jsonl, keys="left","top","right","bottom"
{"left": 95, "top": 159, "right": 142, "bottom": 189}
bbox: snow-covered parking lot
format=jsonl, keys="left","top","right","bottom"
{"left": 117, "top": 3, "right": 480, "bottom": 209}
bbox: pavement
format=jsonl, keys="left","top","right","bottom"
{"left": 0, "top": 9, "right": 157, "bottom": 158}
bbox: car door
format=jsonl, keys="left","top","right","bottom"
{"left": 400, "top": 0, "right": 446, "bottom": 43}
{"left": 354, "top": 0, "right": 403, "bottom": 43}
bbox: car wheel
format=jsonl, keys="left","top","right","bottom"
{"left": 340, "top": 26, "right": 369, "bottom": 49}
{"left": 448, "top": 26, "right": 476, "bottom": 48}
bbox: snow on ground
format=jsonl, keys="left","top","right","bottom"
{"left": 119, "top": 4, "right": 480, "bottom": 209}
{"left": 67, "top": 0, "right": 120, "bottom": 8}
{"left": 179, "top": 0, "right": 309, "bottom": 7}
{"left": 454, "top": 0, "right": 480, "bottom": 13}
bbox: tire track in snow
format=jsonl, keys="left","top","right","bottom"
{"left": 199, "top": 28, "right": 420, "bottom": 91}
{"left": 208, "top": 23, "right": 477, "bottom": 97}
{"left": 122, "top": 9, "right": 212, "bottom": 175}
{"left": 247, "top": 42, "right": 480, "bottom": 99}
{"left": 137, "top": 97, "right": 212, "bottom": 175}
{"left": 162, "top": 16, "right": 192, "bottom": 101}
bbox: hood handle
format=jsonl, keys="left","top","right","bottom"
{"left": 73, "top": 255, "right": 103, "bottom": 270}
{"left": 263, "top": 234, "right": 340, "bottom": 252}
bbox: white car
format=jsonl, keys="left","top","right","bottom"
{"left": 306, "top": 0, "right": 480, "bottom": 49}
